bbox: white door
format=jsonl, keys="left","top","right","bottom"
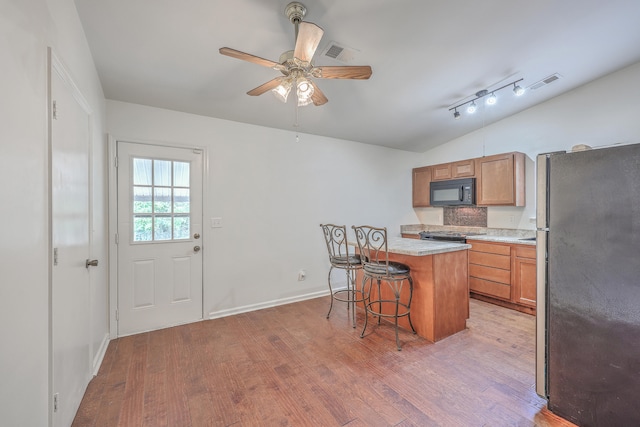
{"left": 117, "top": 142, "right": 203, "bottom": 336}
{"left": 50, "top": 51, "right": 92, "bottom": 427}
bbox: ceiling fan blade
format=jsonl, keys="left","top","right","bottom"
{"left": 310, "top": 82, "right": 328, "bottom": 106}
{"left": 219, "top": 47, "right": 280, "bottom": 69}
{"left": 247, "top": 77, "right": 282, "bottom": 96}
{"left": 294, "top": 22, "right": 324, "bottom": 63}
{"left": 314, "top": 66, "right": 372, "bottom": 80}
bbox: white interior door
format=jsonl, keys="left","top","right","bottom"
{"left": 50, "top": 51, "right": 92, "bottom": 427}
{"left": 117, "top": 142, "right": 203, "bottom": 336}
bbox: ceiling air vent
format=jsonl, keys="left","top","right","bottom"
{"left": 321, "top": 41, "right": 359, "bottom": 63}
{"left": 529, "top": 73, "right": 562, "bottom": 90}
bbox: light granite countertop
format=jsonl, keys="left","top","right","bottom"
{"left": 400, "top": 224, "right": 536, "bottom": 246}
{"left": 350, "top": 238, "right": 470, "bottom": 257}
{"left": 465, "top": 235, "right": 536, "bottom": 246}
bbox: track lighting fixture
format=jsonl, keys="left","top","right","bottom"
{"left": 513, "top": 82, "right": 525, "bottom": 96}
{"left": 449, "top": 78, "right": 524, "bottom": 119}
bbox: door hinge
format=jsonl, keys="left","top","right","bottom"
{"left": 53, "top": 393, "right": 59, "bottom": 413}
{"left": 115, "top": 233, "right": 119, "bottom": 244}
{"left": 114, "top": 156, "right": 118, "bottom": 168}
{"left": 53, "top": 248, "right": 58, "bottom": 266}
{"left": 115, "top": 309, "right": 119, "bottom": 321}
{"left": 52, "top": 101, "right": 58, "bottom": 120}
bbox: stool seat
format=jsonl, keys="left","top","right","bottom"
{"left": 363, "top": 260, "right": 409, "bottom": 276}
{"left": 331, "top": 254, "right": 362, "bottom": 266}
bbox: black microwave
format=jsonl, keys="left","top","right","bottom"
{"left": 430, "top": 178, "right": 476, "bottom": 206}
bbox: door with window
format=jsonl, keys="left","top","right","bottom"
{"left": 117, "top": 142, "right": 203, "bottom": 336}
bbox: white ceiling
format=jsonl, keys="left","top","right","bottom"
{"left": 74, "top": 0, "right": 640, "bottom": 152}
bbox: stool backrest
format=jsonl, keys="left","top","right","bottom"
{"left": 352, "top": 225, "right": 389, "bottom": 270}
{"left": 320, "top": 223, "right": 353, "bottom": 261}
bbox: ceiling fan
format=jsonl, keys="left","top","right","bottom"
{"left": 219, "top": 2, "right": 372, "bottom": 107}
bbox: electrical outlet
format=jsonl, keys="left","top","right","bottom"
{"left": 297, "top": 270, "right": 306, "bottom": 281}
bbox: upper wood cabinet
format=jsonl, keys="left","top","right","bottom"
{"left": 431, "top": 163, "right": 452, "bottom": 181}
{"left": 412, "top": 166, "right": 432, "bottom": 207}
{"left": 475, "top": 152, "right": 525, "bottom": 206}
{"left": 412, "top": 151, "right": 525, "bottom": 207}
{"left": 452, "top": 159, "right": 475, "bottom": 178}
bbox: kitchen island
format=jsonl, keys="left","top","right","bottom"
{"left": 353, "top": 238, "right": 470, "bottom": 343}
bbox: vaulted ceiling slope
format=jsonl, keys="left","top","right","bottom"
{"left": 75, "top": 0, "right": 640, "bottom": 152}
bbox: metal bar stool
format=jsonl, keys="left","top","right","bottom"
{"left": 320, "top": 224, "right": 364, "bottom": 328}
{"left": 352, "top": 225, "right": 416, "bottom": 350}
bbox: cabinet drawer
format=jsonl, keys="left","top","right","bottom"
{"left": 515, "top": 246, "right": 536, "bottom": 259}
{"left": 469, "top": 277, "right": 511, "bottom": 300}
{"left": 468, "top": 241, "right": 511, "bottom": 256}
{"left": 469, "top": 251, "right": 511, "bottom": 270}
{"left": 469, "top": 264, "right": 511, "bottom": 284}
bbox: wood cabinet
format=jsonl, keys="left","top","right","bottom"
{"left": 475, "top": 152, "right": 525, "bottom": 206}
{"left": 412, "top": 152, "right": 525, "bottom": 207}
{"left": 412, "top": 166, "right": 432, "bottom": 207}
{"left": 468, "top": 239, "right": 536, "bottom": 314}
{"left": 512, "top": 246, "right": 536, "bottom": 308}
{"left": 469, "top": 241, "right": 512, "bottom": 301}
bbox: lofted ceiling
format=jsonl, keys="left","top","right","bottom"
{"left": 74, "top": 0, "right": 640, "bottom": 152}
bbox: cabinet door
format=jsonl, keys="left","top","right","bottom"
{"left": 513, "top": 246, "right": 536, "bottom": 308}
{"left": 476, "top": 152, "right": 525, "bottom": 206}
{"left": 452, "top": 159, "right": 475, "bottom": 178}
{"left": 431, "top": 163, "right": 452, "bottom": 181}
{"left": 412, "top": 166, "right": 432, "bottom": 207}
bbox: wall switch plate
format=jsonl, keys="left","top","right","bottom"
{"left": 211, "top": 217, "right": 223, "bottom": 228}
{"left": 298, "top": 270, "right": 306, "bottom": 281}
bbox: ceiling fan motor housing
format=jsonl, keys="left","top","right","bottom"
{"left": 285, "top": 2, "right": 307, "bottom": 23}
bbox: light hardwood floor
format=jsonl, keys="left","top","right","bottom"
{"left": 73, "top": 298, "right": 575, "bottom": 426}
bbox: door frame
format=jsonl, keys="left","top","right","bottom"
{"left": 108, "top": 136, "right": 208, "bottom": 338}
{"left": 48, "top": 47, "right": 95, "bottom": 426}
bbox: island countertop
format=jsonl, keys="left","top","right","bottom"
{"left": 350, "top": 237, "right": 469, "bottom": 257}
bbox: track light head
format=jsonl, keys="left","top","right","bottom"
{"left": 513, "top": 83, "right": 525, "bottom": 96}
{"left": 467, "top": 101, "right": 477, "bottom": 114}
{"left": 453, "top": 109, "right": 460, "bottom": 119}
{"left": 486, "top": 92, "right": 497, "bottom": 105}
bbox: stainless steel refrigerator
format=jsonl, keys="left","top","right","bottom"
{"left": 535, "top": 143, "right": 640, "bottom": 426}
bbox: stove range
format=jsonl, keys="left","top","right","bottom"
{"left": 418, "top": 230, "right": 485, "bottom": 243}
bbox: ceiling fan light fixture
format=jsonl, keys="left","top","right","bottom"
{"left": 296, "top": 77, "right": 314, "bottom": 100}
{"left": 272, "top": 78, "right": 293, "bottom": 102}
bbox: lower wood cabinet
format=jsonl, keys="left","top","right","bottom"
{"left": 468, "top": 239, "right": 536, "bottom": 314}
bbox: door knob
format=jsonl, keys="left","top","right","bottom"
{"left": 193, "top": 246, "right": 201, "bottom": 253}
{"left": 86, "top": 259, "right": 99, "bottom": 268}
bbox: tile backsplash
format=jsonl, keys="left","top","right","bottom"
{"left": 443, "top": 206, "right": 488, "bottom": 227}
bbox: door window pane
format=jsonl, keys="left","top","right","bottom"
{"left": 131, "top": 157, "right": 193, "bottom": 243}
{"left": 133, "top": 216, "right": 153, "bottom": 241}
{"left": 133, "top": 187, "right": 152, "bottom": 213}
{"left": 174, "top": 216, "right": 190, "bottom": 239}
{"left": 154, "top": 216, "right": 172, "bottom": 240}
{"left": 154, "top": 188, "right": 172, "bottom": 213}
{"left": 174, "top": 189, "right": 190, "bottom": 213}
{"left": 174, "top": 162, "right": 189, "bottom": 187}
{"left": 154, "top": 160, "right": 172, "bottom": 186}
{"left": 133, "top": 158, "right": 152, "bottom": 185}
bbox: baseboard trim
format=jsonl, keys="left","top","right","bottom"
{"left": 92, "top": 333, "right": 110, "bottom": 376}
{"left": 207, "top": 288, "right": 343, "bottom": 320}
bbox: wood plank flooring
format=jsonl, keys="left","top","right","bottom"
{"left": 73, "top": 298, "right": 575, "bottom": 426}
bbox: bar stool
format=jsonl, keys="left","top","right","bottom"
{"left": 352, "top": 225, "right": 416, "bottom": 350}
{"left": 320, "top": 224, "right": 364, "bottom": 328}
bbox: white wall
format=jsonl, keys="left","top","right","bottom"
{"left": 107, "top": 101, "right": 418, "bottom": 317}
{"left": 413, "top": 61, "right": 640, "bottom": 230}
{"left": 0, "top": 0, "right": 107, "bottom": 425}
